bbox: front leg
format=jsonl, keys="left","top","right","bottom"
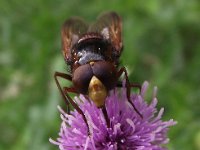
{"left": 117, "top": 67, "right": 143, "bottom": 118}
{"left": 54, "top": 72, "right": 90, "bottom": 135}
{"left": 54, "top": 72, "right": 72, "bottom": 113}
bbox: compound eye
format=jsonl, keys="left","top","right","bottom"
{"left": 72, "top": 64, "right": 93, "bottom": 94}
{"left": 91, "top": 61, "right": 117, "bottom": 90}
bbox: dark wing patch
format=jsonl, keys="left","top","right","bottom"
{"left": 61, "top": 17, "right": 88, "bottom": 64}
{"left": 88, "top": 12, "right": 123, "bottom": 56}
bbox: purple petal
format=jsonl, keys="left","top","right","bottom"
{"left": 50, "top": 82, "right": 176, "bottom": 150}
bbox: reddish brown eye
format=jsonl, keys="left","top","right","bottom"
{"left": 72, "top": 64, "right": 93, "bottom": 94}
{"left": 91, "top": 61, "right": 117, "bottom": 90}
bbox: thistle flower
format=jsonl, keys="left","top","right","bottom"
{"left": 50, "top": 81, "right": 176, "bottom": 150}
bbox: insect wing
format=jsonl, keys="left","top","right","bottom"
{"left": 61, "top": 17, "right": 88, "bottom": 63}
{"left": 89, "top": 12, "right": 123, "bottom": 56}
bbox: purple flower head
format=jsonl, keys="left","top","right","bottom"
{"left": 50, "top": 81, "right": 176, "bottom": 150}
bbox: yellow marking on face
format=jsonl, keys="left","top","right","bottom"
{"left": 88, "top": 76, "right": 107, "bottom": 107}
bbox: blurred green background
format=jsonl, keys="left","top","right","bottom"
{"left": 0, "top": 0, "right": 200, "bottom": 150}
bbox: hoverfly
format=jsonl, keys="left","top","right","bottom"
{"left": 54, "top": 12, "right": 142, "bottom": 133}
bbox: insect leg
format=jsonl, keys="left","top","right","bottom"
{"left": 54, "top": 72, "right": 72, "bottom": 113}
{"left": 54, "top": 72, "right": 90, "bottom": 135}
{"left": 63, "top": 87, "right": 91, "bottom": 105}
{"left": 101, "top": 106, "right": 110, "bottom": 128}
{"left": 63, "top": 86, "right": 77, "bottom": 94}
{"left": 117, "top": 67, "right": 143, "bottom": 118}
{"left": 117, "top": 82, "right": 141, "bottom": 93}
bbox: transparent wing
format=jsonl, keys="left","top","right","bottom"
{"left": 61, "top": 17, "right": 88, "bottom": 63}
{"left": 89, "top": 12, "right": 123, "bottom": 55}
